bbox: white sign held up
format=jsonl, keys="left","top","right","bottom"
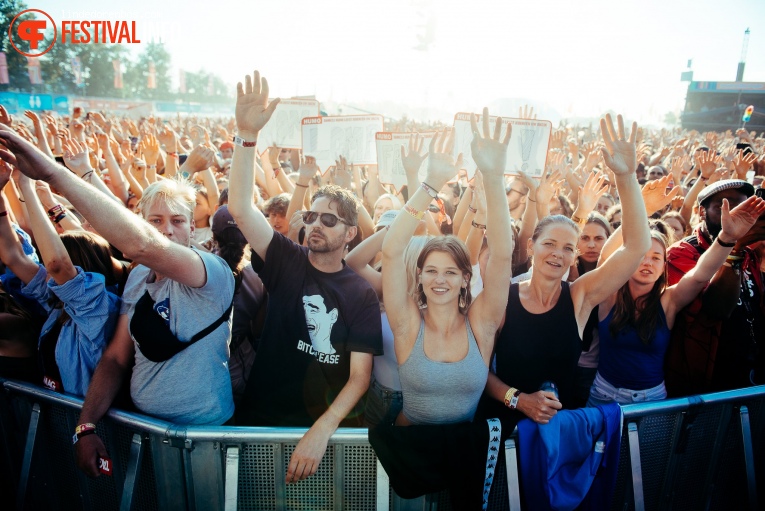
{"left": 452, "top": 113, "right": 552, "bottom": 179}
{"left": 257, "top": 99, "right": 319, "bottom": 150}
{"left": 301, "top": 115, "right": 384, "bottom": 173}
{"left": 375, "top": 132, "right": 435, "bottom": 193}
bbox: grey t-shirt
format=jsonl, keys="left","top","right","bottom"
{"left": 121, "top": 248, "right": 235, "bottom": 425}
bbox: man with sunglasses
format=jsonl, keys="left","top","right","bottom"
{"left": 228, "top": 71, "right": 382, "bottom": 484}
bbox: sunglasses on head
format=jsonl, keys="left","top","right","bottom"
{"left": 302, "top": 211, "right": 349, "bottom": 228}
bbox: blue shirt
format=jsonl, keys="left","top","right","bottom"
{"left": 598, "top": 305, "right": 671, "bottom": 390}
{"left": 21, "top": 265, "right": 121, "bottom": 397}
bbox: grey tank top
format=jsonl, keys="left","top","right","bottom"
{"left": 399, "top": 315, "right": 488, "bottom": 425}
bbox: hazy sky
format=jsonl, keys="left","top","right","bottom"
{"left": 31, "top": 0, "right": 765, "bottom": 124}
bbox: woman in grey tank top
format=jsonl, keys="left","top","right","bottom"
{"left": 380, "top": 113, "right": 515, "bottom": 426}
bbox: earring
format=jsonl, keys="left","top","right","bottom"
{"left": 459, "top": 287, "right": 466, "bottom": 309}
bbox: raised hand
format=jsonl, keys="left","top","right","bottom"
{"left": 181, "top": 145, "right": 215, "bottom": 173}
{"left": 34, "top": 180, "right": 58, "bottom": 209}
{"left": 157, "top": 125, "right": 179, "bottom": 153}
{"left": 470, "top": 107, "right": 511, "bottom": 176}
{"left": 235, "top": 70, "right": 280, "bottom": 139}
{"left": 0, "top": 105, "right": 12, "bottom": 126}
{"left": 298, "top": 155, "right": 319, "bottom": 183}
{"left": 694, "top": 150, "right": 718, "bottom": 179}
{"left": 0, "top": 129, "right": 58, "bottom": 181}
{"left": 0, "top": 160, "right": 12, "bottom": 189}
{"left": 400, "top": 133, "right": 428, "bottom": 177}
{"left": 518, "top": 105, "right": 537, "bottom": 120}
{"left": 517, "top": 390, "right": 562, "bottom": 424}
{"left": 732, "top": 149, "right": 756, "bottom": 180}
{"left": 63, "top": 138, "right": 94, "bottom": 177}
{"left": 424, "top": 128, "right": 462, "bottom": 187}
{"left": 140, "top": 134, "right": 161, "bottom": 165}
{"left": 535, "top": 168, "right": 564, "bottom": 206}
{"left": 550, "top": 130, "right": 566, "bottom": 150}
{"left": 332, "top": 155, "right": 353, "bottom": 190}
{"left": 576, "top": 171, "right": 610, "bottom": 216}
{"left": 719, "top": 195, "right": 765, "bottom": 243}
{"left": 600, "top": 114, "right": 637, "bottom": 176}
{"left": 641, "top": 175, "right": 681, "bottom": 215}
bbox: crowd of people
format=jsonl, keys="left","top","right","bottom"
{"left": 0, "top": 70, "right": 764, "bottom": 508}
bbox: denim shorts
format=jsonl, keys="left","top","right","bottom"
{"left": 364, "top": 378, "right": 403, "bottom": 427}
{"left": 587, "top": 371, "right": 667, "bottom": 408}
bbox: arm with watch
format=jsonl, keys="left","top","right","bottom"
{"left": 484, "top": 371, "right": 562, "bottom": 424}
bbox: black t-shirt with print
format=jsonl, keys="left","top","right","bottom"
{"left": 237, "top": 232, "right": 383, "bottom": 427}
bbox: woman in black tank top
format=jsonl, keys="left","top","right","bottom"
{"left": 480, "top": 114, "right": 652, "bottom": 428}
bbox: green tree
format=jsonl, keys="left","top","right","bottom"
{"left": 39, "top": 27, "right": 77, "bottom": 95}
{"left": 0, "top": 0, "right": 34, "bottom": 92}
{"left": 180, "top": 69, "right": 230, "bottom": 103}
{"left": 130, "top": 42, "right": 172, "bottom": 100}
{"left": 74, "top": 42, "right": 130, "bottom": 97}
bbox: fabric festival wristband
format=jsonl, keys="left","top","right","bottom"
{"left": 404, "top": 205, "right": 424, "bottom": 220}
{"left": 503, "top": 387, "right": 519, "bottom": 407}
{"left": 233, "top": 136, "right": 257, "bottom": 148}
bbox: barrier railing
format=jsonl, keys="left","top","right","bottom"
{"left": 2, "top": 378, "right": 763, "bottom": 510}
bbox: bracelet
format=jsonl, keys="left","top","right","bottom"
{"left": 726, "top": 255, "right": 744, "bottom": 262}
{"left": 527, "top": 197, "right": 536, "bottom": 203}
{"left": 18, "top": 198, "right": 25, "bottom": 202}
{"left": 699, "top": 176, "right": 709, "bottom": 181}
{"left": 471, "top": 220, "right": 487, "bottom": 230}
{"left": 404, "top": 205, "right": 424, "bottom": 220}
{"left": 53, "top": 212, "right": 67, "bottom": 224}
{"left": 233, "top": 135, "right": 257, "bottom": 148}
{"left": 72, "top": 429, "right": 96, "bottom": 445}
{"left": 0, "top": 211, "right": 7, "bottom": 217}
{"left": 294, "top": 182, "right": 309, "bottom": 188}
{"left": 47, "top": 204, "right": 64, "bottom": 218}
{"left": 468, "top": 205, "right": 477, "bottom": 213}
{"left": 81, "top": 170, "right": 94, "bottom": 180}
{"left": 148, "top": 165, "right": 157, "bottom": 170}
{"left": 571, "top": 215, "right": 585, "bottom": 224}
{"left": 421, "top": 181, "right": 439, "bottom": 199}
{"left": 75, "top": 423, "right": 97, "bottom": 435}
{"left": 504, "top": 387, "right": 521, "bottom": 409}
{"left": 715, "top": 236, "right": 736, "bottom": 248}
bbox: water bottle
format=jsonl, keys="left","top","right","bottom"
{"left": 539, "top": 381, "right": 559, "bottom": 400}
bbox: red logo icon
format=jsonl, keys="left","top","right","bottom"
{"left": 9, "top": 9, "right": 57, "bottom": 57}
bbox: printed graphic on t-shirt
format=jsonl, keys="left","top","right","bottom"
{"left": 154, "top": 298, "right": 170, "bottom": 325}
{"left": 297, "top": 294, "right": 340, "bottom": 364}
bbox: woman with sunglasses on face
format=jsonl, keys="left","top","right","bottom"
{"left": 587, "top": 195, "right": 765, "bottom": 406}
{"left": 481, "top": 114, "right": 651, "bottom": 428}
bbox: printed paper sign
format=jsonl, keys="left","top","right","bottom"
{"left": 375, "top": 132, "right": 435, "bottom": 193}
{"left": 301, "top": 115, "right": 384, "bottom": 173}
{"left": 258, "top": 99, "right": 319, "bottom": 150}
{"left": 452, "top": 113, "right": 552, "bottom": 178}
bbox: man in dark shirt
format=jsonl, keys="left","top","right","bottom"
{"left": 666, "top": 179, "right": 764, "bottom": 395}
{"left": 227, "top": 70, "right": 382, "bottom": 484}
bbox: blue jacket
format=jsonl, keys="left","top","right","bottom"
{"left": 517, "top": 403, "right": 622, "bottom": 511}
{"left": 21, "top": 265, "right": 121, "bottom": 397}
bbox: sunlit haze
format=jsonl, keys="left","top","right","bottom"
{"left": 36, "top": 0, "right": 765, "bottom": 125}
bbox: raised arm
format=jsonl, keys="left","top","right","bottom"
{"left": 0, "top": 129, "right": 209, "bottom": 288}
{"left": 227, "top": 71, "right": 280, "bottom": 260}
{"left": 345, "top": 227, "right": 387, "bottom": 296}
{"left": 97, "top": 131, "right": 129, "bottom": 204}
{"left": 382, "top": 131, "right": 456, "bottom": 361}
{"left": 24, "top": 111, "right": 53, "bottom": 158}
{"left": 466, "top": 110, "right": 514, "bottom": 359}
{"left": 17, "top": 175, "right": 78, "bottom": 285}
{"left": 573, "top": 114, "right": 651, "bottom": 316}
{"left": 0, "top": 163, "right": 38, "bottom": 283}
{"left": 665, "top": 195, "right": 765, "bottom": 320}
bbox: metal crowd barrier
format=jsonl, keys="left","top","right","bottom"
{"left": 1, "top": 378, "right": 763, "bottom": 510}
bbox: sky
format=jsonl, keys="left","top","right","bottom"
{"left": 28, "top": 0, "right": 765, "bottom": 125}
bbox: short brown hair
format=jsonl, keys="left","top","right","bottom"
{"left": 311, "top": 185, "right": 360, "bottom": 226}
{"left": 264, "top": 193, "right": 291, "bottom": 217}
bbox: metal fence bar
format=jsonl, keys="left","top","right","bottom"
{"left": 504, "top": 438, "right": 521, "bottom": 511}
{"left": 628, "top": 422, "right": 645, "bottom": 511}
{"left": 120, "top": 433, "right": 145, "bottom": 511}
{"left": 224, "top": 446, "right": 239, "bottom": 511}
{"left": 739, "top": 405, "right": 758, "bottom": 511}
{"left": 376, "top": 458, "right": 390, "bottom": 510}
{"left": 16, "top": 401, "right": 40, "bottom": 511}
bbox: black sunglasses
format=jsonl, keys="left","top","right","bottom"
{"left": 427, "top": 204, "right": 440, "bottom": 213}
{"left": 302, "top": 211, "right": 349, "bottom": 228}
